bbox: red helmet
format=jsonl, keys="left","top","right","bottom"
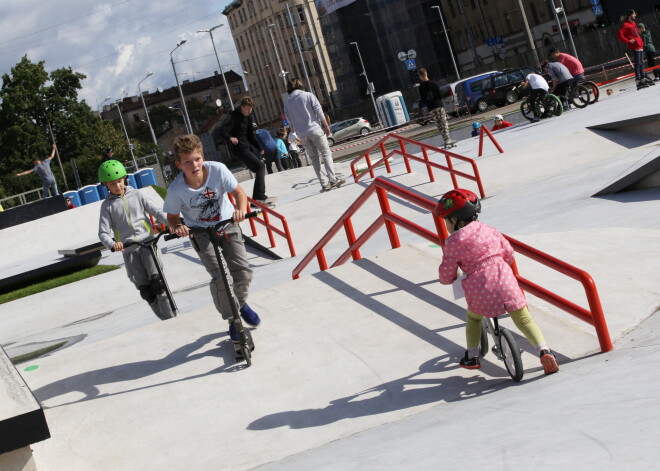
{"left": 433, "top": 189, "right": 481, "bottom": 220}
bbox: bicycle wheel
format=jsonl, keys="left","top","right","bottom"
{"left": 581, "top": 80, "right": 600, "bottom": 104}
{"left": 479, "top": 318, "right": 489, "bottom": 357}
{"left": 570, "top": 84, "right": 590, "bottom": 108}
{"left": 498, "top": 328, "right": 524, "bottom": 381}
{"left": 520, "top": 100, "right": 536, "bottom": 121}
{"left": 544, "top": 94, "right": 563, "bottom": 117}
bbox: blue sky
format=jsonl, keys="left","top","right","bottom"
{"left": 0, "top": 0, "right": 242, "bottom": 109}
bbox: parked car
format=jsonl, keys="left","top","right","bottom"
{"left": 327, "top": 117, "right": 371, "bottom": 146}
{"left": 442, "top": 71, "right": 499, "bottom": 115}
{"left": 410, "top": 99, "right": 432, "bottom": 126}
{"left": 481, "top": 67, "right": 539, "bottom": 108}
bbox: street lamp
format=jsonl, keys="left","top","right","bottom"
{"left": 265, "top": 24, "right": 289, "bottom": 90}
{"left": 113, "top": 101, "right": 138, "bottom": 170}
{"left": 431, "top": 5, "right": 461, "bottom": 80}
{"left": 197, "top": 24, "right": 234, "bottom": 110}
{"left": 555, "top": 0, "right": 579, "bottom": 60}
{"left": 285, "top": 3, "right": 312, "bottom": 92}
{"left": 97, "top": 96, "right": 112, "bottom": 117}
{"left": 170, "top": 40, "right": 193, "bottom": 134}
{"left": 349, "top": 41, "right": 381, "bottom": 127}
{"left": 137, "top": 73, "right": 158, "bottom": 146}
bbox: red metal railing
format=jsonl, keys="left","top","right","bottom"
{"left": 349, "top": 133, "right": 487, "bottom": 198}
{"left": 478, "top": 124, "right": 504, "bottom": 157}
{"left": 292, "top": 176, "right": 612, "bottom": 352}
{"left": 228, "top": 194, "right": 296, "bottom": 257}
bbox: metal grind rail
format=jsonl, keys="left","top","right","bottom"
{"left": 292, "top": 176, "right": 612, "bottom": 353}
{"left": 349, "top": 133, "right": 489, "bottom": 198}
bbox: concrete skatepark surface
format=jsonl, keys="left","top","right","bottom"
{"left": 1, "top": 79, "right": 659, "bottom": 470}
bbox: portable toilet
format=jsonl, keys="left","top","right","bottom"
{"left": 63, "top": 190, "right": 81, "bottom": 207}
{"left": 135, "top": 168, "right": 157, "bottom": 188}
{"left": 376, "top": 91, "right": 410, "bottom": 128}
{"left": 126, "top": 173, "right": 138, "bottom": 189}
{"left": 79, "top": 185, "right": 100, "bottom": 205}
{"left": 97, "top": 183, "right": 109, "bottom": 199}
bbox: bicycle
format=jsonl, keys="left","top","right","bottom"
{"left": 579, "top": 79, "right": 600, "bottom": 104}
{"left": 478, "top": 316, "right": 524, "bottom": 382}
{"left": 517, "top": 87, "right": 563, "bottom": 122}
{"left": 563, "top": 83, "right": 591, "bottom": 109}
{"left": 111, "top": 230, "right": 179, "bottom": 320}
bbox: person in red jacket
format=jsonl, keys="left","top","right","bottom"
{"left": 491, "top": 115, "right": 513, "bottom": 131}
{"left": 616, "top": 9, "right": 645, "bottom": 87}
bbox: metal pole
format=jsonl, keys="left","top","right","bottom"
{"left": 46, "top": 119, "right": 69, "bottom": 191}
{"left": 557, "top": 0, "right": 579, "bottom": 60}
{"left": 138, "top": 73, "right": 158, "bottom": 146}
{"left": 170, "top": 40, "right": 193, "bottom": 134}
{"left": 114, "top": 102, "right": 138, "bottom": 170}
{"left": 285, "top": 3, "right": 312, "bottom": 91}
{"left": 266, "top": 24, "right": 289, "bottom": 90}
{"left": 198, "top": 25, "right": 235, "bottom": 110}
{"left": 548, "top": 0, "right": 565, "bottom": 44}
{"left": 431, "top": 5, "right": 460, "bottom": 80}
{"left": 350, "top": 41, "right": 381, "bottom": 127}
{"left": 515, "top": 0, "right": 540, "bottom": 67}
{"left": 98, "top": 96, "right": 111, "bottom": 119}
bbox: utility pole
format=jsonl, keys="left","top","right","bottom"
{"left": 516, "top": 0, "right": 540, "bottom": 66}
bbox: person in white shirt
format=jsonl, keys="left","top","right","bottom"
{"left": 284, "top": 78, "right": 345, "bottom": 192}
{"left": 286, "top": 128, "right": 302, "bottom": 168}
{"left": 521, "top": 73, "right": 549, "bottom": 122}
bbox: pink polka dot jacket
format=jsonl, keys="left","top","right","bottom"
{"left": 439, "top": 221, "right": 526, "bottom": 318}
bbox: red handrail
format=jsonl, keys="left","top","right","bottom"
{"left": 349, "top": 133, "right": 486, "bottom": 198}
{"left": 292, "top": 176, "right": 612, "bottom": 352}
{"left": 478, "top": 124, "right": 504, "bottom": 157}
{"left": 228, "top": 194, "right": 296, "bottom": 257}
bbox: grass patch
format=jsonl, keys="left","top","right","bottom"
{"left": 0, "top": 265, "right": 119, "bottom": 305}
{"left": 151, "top": 184, "right": 167, "bottom": 200}
{"left": 10, "top": 341, "right": 67, "bottom": 364}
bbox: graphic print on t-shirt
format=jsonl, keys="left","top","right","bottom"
{"left": 191, "top": 187, "right": 221, "bottom": 223}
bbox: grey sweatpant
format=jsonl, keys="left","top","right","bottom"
{"left": 123, "top": 246, "right": 176, "bottom": 320}
{"left": 191, "top": 223, "right": 252, "bottom": 321}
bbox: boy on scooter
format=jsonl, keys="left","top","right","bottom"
{"left": 164, "top": 134, "right": 261, "bottom": 341}
{"left": 98, "top": 160, "right": 176, "bottom": 320}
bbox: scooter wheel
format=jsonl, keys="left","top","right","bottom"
{"left": 242, "top": 346, "right": 252, "bottom": 366}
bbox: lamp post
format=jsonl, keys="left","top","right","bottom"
{"left": 265, "top": 24, "right": 289, "bottom": 90}
{"left": 97, "top": 96, "right": 112, "bottom": 116}
{"left": 113, "top": 101, "right": 138, "bottom": 170}
{"left": 285, "top": 3, "right": 312, "bottom": 91}
{"left": 137, "top": 73, "right": 158, "bottom": 146}
{"left": 431, "top": 5, "right": 460, "bottom": 80}
{"left": 197, "top": 24, "right": 234, "bottom": 110}
{"left": 556, "top": 0, "right": 579, "bottom": 60}
{"left": 170, "top": 40, "right": 193, "bottom": 134}
{"left": 350, "top": 41, "right": 380, "bottom": 128}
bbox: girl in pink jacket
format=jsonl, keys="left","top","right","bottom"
{"left": 434, "top": 189, "right": 559, "bottom": 375}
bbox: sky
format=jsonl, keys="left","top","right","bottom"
{"left": 0, "top": 0, "right": 242, "bottom": 110}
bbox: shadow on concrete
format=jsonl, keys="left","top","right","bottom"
{"left": 32, "top": 331, "right": 245, "bottom": 408}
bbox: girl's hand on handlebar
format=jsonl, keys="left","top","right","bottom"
{"left": 112, "top": 241, "right": 124, "bottom": 252}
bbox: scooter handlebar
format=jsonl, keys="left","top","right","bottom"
{"left": 110, "top": 229, "right": 171, "bottom": 252}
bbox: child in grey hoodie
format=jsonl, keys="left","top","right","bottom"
{"left": 98, "top": 160, "right": 175, "bottom": 320}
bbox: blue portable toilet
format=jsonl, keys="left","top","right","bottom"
{"left": 135, "top": 168, "right": 157, "bottom": 188}
{"left": 63, "top": 190, "right": 81, "bottom": 207}
{"left": 79, "top": 185, "right": 100, "bottom": 205}
{"left": 126, "top": 173, "right": 138, "bottom": 189}
{"left": 376, "top": 91, "right": 410, "bottom": 128}
{"left": 97, "top": 183, "right": 109, "bottom": 199}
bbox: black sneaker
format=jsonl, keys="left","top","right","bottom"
{"left": 459, "top": 351, "right": 481, "bottom": 370}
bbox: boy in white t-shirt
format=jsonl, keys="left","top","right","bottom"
{"left": 521, "top": 73, "right": 549, "bottom": 122}
{"left": 163, "top": 134, "right": 261, "bottom": 341}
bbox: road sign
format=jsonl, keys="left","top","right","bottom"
{"left": 495, "top": 35, "right": 503, "bottom": 45}
{"left": 487, "top": 37, "right": 495, "bottom": 47}
{"left": 397, "top": 51, "right": 408, "bottom": 62}
{"left": 589, "top": 0, "right": 599, "bottom": 5}
{"left": 407, "top": 49, "right": 416, "bottom": 59}
{"left": 406, "top": 59, "right": 417, "bottom": 70}
{"left": 281, "top": 119, "right": 288, "bottom": 126}
{"left": 592, "top": 5, "right": 603, "bottom": 15}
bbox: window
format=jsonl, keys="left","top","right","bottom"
{"left": 312, "top": 58, "right": 320, "bottom": 75}
{"left": 297, "top": 6, "right": 305, "bottom": 22}
{"left": 305, "top": 33, "right": 313, "bottom": 49}
{"left": 277, "top": 14, "right": 284, "bottom": 29}
{"left": 133, "top": 113, "right": 140, "bottom": 122}
{"left": 203, "top": 93, "right": 212, "bottom": 103}
{"left": 232, "top": 85, "right": 241, "bottom": 95}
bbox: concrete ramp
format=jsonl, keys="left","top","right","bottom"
{"left": 20, "top": 244, "right": 594, "bottom": 471}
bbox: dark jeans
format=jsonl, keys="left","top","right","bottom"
{"left": 553, "top": 80, "right": 571, "bottom": 107}
{"left": 289, "top": 150, "right": 302, "bottom": 168}
{"left": 646, "top": 51, "right": 660, "bottom": 78}
{"left": 634, "top": 49, "right": 645, "bottom": 80}
{"left": 529, "top": 89, "right": 547, "bottom": 118}
{"left": 263, "top": 148, "right": 283, "bottom": 174}
{"left": 230, "top": 143, "right": 267, "bottom": 200}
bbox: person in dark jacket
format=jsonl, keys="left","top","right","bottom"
{"left": 638, "top": 23, "right": 660, "bottom": 81}
{"left": 418, "top": 68, "right": 456, "bottom": 147}
{"left": 218, "top": 97, "right": 272, "bottom": 205}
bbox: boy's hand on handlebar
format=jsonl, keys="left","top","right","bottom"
{"left": 171, "top": 223, "right": 190, "bottom": 238}
{"left": 232, "top": 208, "right": 246, "bottom": 223}
{"left": 112, "top": 242, "right": 124, "bottom": 252}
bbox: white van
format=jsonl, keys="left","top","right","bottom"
{"left": 441, "top": 70, "right": 500, "bottom": 115}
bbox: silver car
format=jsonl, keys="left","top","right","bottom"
{"left": 327, "top": 118, "right": 371, "bottom": 146}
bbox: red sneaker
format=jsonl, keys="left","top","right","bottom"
{"left": 540, "top": 350, "right": 559, "bottom": 375}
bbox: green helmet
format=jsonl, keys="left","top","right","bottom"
{"left": 98, "top": 160, "right": 127, "bottom": 183}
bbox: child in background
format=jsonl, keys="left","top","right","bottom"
{"left": 471, "top": 122, "right": 481, "bottom": 137}
{"left": 433, "top": 188, "right": 559, "bottom": 375}
{"left": 276, "top": 128, "right": 290, "bottom": 170}
{"left": 164, "top": 134, "right": 261, "bottom": 342}
{"left": 98, "top": 160, "right": 176, "bottom": 321}
{"left": 491, "top": 114, "right": 514, "bottom": 131}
